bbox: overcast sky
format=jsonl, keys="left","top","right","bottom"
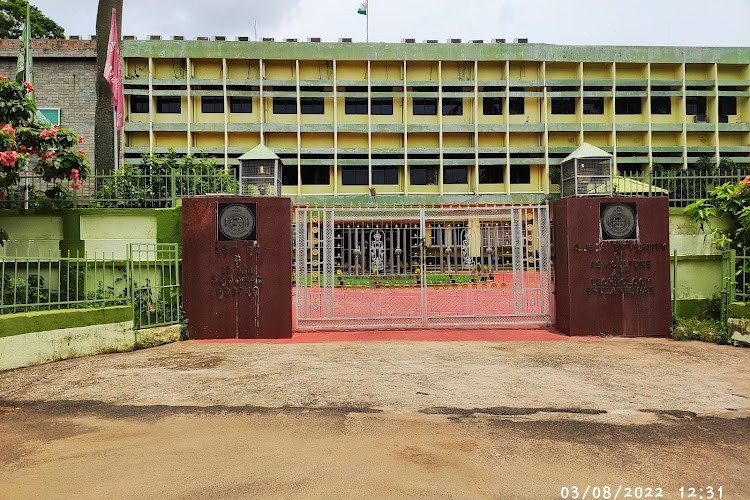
{"left": 28, "top": 0, "right": 750, "bottom": 46}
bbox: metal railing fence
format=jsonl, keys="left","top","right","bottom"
{"left": 1, "top": 244, "right": 182, "bottom": 330}
{"left": 734, "top": 250, "right": 750, "bottom": 304}
{"left": 1, "top": 166, "right": 747, "bottom": 211}
{"left": 1, "top": 250, "right": 129, "bottom": 314}
{"left": 550, "top": 166, "right": 747, "bottom": 208}
{"left": 0, "top": 168, "right": 239, "bottom": 209}
{"left": 128, "top": 243, "right": 181, "bottom": 329}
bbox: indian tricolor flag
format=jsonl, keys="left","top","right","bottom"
{"left": 357, "top": 1, "right": 367, "bottom": 15}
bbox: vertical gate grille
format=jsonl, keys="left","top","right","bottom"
{"left": 294, "top": 205, "right": 552, "bottom": 330}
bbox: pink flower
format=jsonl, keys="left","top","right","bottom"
{"left": 23, "top": 81, "right": 34, "bottom": 93}
{"left": 78, "top": 136, "right": 85, "bottom": 144}
{"left": 740, "top": 175, "right": 750, "bottom": 187}
{"left": 77, "top": 149, "right": 86, "bottom": 157}
{"left": 0, "top": 124, "right": 15, "bottom": 136}
{"left": 0, "top": 150, "right": 18, "bottom": 167}
{"left": 70, "top": 179, "right": 84, "bottom": 190}
{"left": 70, "top": 168, "right": 80, "bottom": 180}
{"left": 39, "top": 128, "right": 57, "bottom": 140}
{"left": 41, "top": 150, "right": 54, "bottom": 161}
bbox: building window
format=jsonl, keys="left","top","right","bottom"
{"left": 273, "top": 97, "right": 297, "bottom": 114}
{"left": 130, "top": 95, "right": 149, "bottom": 114}
{"left": 479, "top": 165, "right": 504, "bottom": 184}
{"left": 510, "top": 165, "right": 531, "bottom": 184}
{"left": 372, "top": 165, "right": 399, "bottom": 185}
{"left": 509, "top": 87, "right": 525, "bottom": 115}
{"left": 300, "top": 165, "right": 330, "bottom": 185}
{"left": 410, "top": 165, "right": 438, "bottom": 185}
{"left": 442, "top": 98, "right": 463, "bottom": 116}
{"left": 37, "top": 108, "right": 61, "bottom": 125}
{"left": 342, "top": 166, "right": 369, "bottom": 185}
{"left": 344, "top": 86, "right": 393, "bottom": 115}
{"left": 651, "top": 96, "right": 671, "bottom": 115}
{"left": 509, "top": 98, "right": 525, "bottom": 114}
{"left": 413, "top": 98, "right": 437, "bottom": 116}
{"left": 371, "top": 86, "right": 394, "bottom": 115}
{"left": 443, "top": 166, "right": 468, "bottom": 184}
{"left": 345, "top": 97, "right": 367, "bottom": 115}
{"left": 301, "top": 97, "right": 325, "bottom": 114}
{"left": 282, "top": 165, "right": 298, "bottom": 186}
{"left": 551, "top": 97, "right": 576, "bottom": 115}
{"left": 201, "top": 96, "right": 224, "bottom": 114}
{"left": 719, "top": 96, "right": 737, "bottom": 116}
{"left": 615, "top": 97, "right": 641, "bottom": 115}
{"left": 230, "top": 97, "right": 252, "bottom": 113}
{"left": 371, "top": 97, "right": 394, "bottom": 115}
{"left": 483, "top": 97, "right": 502, "bottom": 115}
{"left": 686, "top": 96, "right": 707, "bottom": 116}
{"left": 507, "top": 88, "right": 525, "bottom": 115}
{"left": 156, "top": 96, "right": 181, "bottom": 114}
{"left": 583, "top": 97, "right": 604, "bottom": 115}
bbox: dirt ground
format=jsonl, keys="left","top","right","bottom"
{"left": 1, "top": 337, "right": 749, "bottom": 499}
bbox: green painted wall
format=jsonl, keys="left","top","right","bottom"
{"left": 0, "top": 215, "right": 62, "bottom": 256}
{"left": 156, "top": 205, "right": 182, "bottom": 244}
{"left": 668, "top": 208, "right": 725, "bottom": 316}
{"left": 0, "top": 207, "right": 182, "bottom": 257}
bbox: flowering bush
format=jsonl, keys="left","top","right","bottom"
{"left": 0, "top": 76, "right": 90, "bottom": 246}
{"left": 685, "top": 176, "right": 750, "bottom": 252}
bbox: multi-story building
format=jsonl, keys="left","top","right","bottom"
{"left": 121, "top": 38, "right": 749, "bottom": 204}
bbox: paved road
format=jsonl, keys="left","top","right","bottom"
{"left": 1, "top": 337, "right": 749, "bottom": 499}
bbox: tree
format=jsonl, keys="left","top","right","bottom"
{"left": 0, "top": 0, "right": 65, "bottom": 39}
{"left": 0, "top": 77, "right": 90, "bottom": 246}
{"left": 95, "top": 0, "right": 123, "bottom": 173}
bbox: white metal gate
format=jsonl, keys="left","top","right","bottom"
{"left": 294, "top": 205, "right": 551, "bottom": 330}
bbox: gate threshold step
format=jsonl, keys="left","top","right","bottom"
{"left": 188, "top": 328, "right": 601, "bottom": 344}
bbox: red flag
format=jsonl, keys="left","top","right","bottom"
{"left": 103, "top": 8, "right": 124, "bottom": 130}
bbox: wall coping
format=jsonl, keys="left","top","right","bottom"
{"left": 0, "top": 306, "right": 132, "bottom": 338}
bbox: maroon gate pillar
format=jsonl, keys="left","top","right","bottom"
{"left": 182, "top": 196, "right": 292, "bottom": 339}
{"left": 554, "top": 197, "right": 671, "bottom": 337}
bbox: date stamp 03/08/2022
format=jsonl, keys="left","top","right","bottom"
{"left": 558, "top": 485, "right": 726, "bottom": 499}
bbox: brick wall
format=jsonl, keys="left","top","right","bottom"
{"left": 0, "top": 39, "right": 97, "bottom": 169}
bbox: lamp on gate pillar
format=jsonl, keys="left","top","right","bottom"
{"left": 560, "top": 142, "right": 613, "bottom": 198}
{"left": 237, "top": 144, "right": 283, "bottom": 196}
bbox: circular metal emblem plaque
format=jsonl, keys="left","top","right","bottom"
{"left": 219, "top": 204, "right": 256, "bottom": 240}
{"left": 602, "top": 203, "right": 636, "bottom": 239}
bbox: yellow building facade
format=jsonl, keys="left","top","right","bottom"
{"left": 121, "top": 39, "right": 750, "bottom": 203}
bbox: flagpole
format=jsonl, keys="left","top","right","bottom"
{"left": 23, "top": 4, "right": 30, "bottom": 210}
{"left": 113, "top": 110, "right": 119, "bottom": 171}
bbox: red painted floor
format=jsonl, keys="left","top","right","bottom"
{"left": 189, "top": 327, "right": 603, "bottom": 344}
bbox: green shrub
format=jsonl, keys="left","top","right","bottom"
{"left": 672, "top": 317, "right": 730, "bottom": 345}
{"left": 94, "top": 150, "right": 239, "bottom": 208}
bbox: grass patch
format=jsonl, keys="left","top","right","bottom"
{"left": 672, "top": 317, "right": 730, "bottom": 345}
